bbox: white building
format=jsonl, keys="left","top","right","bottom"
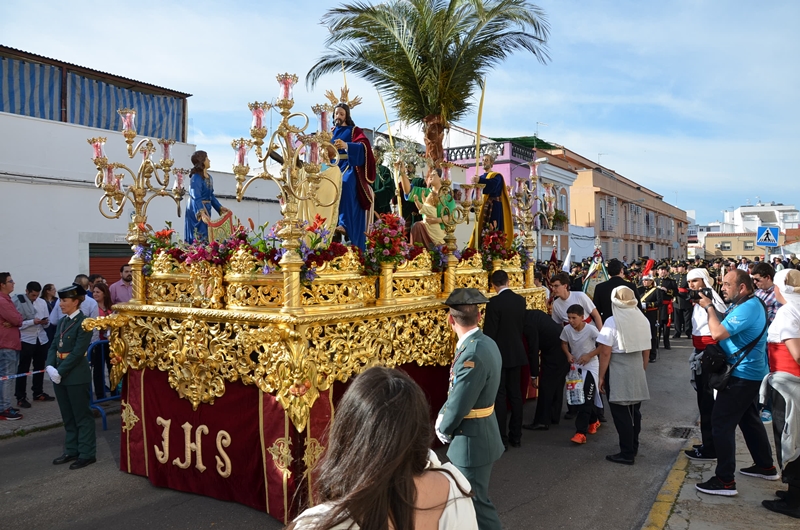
{"left": 0, "top": 46, "right": 280, "bottom": 292}
{"left": 705, "top": 201, "right": 800, "bottom": 235}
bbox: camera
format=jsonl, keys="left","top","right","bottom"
{"left": 688, "top": 288, "right": 713, "bottom": 301}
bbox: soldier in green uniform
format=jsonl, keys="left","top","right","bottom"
{"left": 436, "top": 288, "right": 504, "bottom": 530}
{"left": 46, "top": 284, "right": 96, "bottom": 470}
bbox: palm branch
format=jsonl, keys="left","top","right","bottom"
{"left": 307, "top": 0, "right": 549, "bottom": 163}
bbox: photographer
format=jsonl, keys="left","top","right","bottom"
{"left": 695, "top": 269, "right": 776, "bottom": 496}
{"left": 684, "top": 269, "right": 727, "bottom": 462}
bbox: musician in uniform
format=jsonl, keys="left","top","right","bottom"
{"left": 46, "top": 284, "right": 96, "bottom": 470}
{"left": 638, "top": 275, "right": 662, "bottom": 362}
{"left": 672, "top": 262, "right": 692, "bottom": 339}
{"left": 654, "top": 264, "right": 677, "bottom": 350}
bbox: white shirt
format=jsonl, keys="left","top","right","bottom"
{"left": 456, "top": 327, "right": 480, "bottom": 350}
{"left": 552, "top": 292, "right": 597, "bottom": 326}
{"left": 596, "top": 317, "right": 625, "bottom": 353}
{"left": 768, "top": 304, "right": 800, "bottom": 343}
{"left": 560, "top": 324, "right": 600, "bottom": 370}
{"left": 691, "top": 298, "right": 728, "bottom": 337}
{"left": 17, "top": 296, "right": 50, "bottom": 345}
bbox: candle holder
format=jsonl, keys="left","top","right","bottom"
{"left": 511, "top": 157, "right": 550, "bottom": 287}
{"left": 88, "top": 113, "right": 184, "bottom": 303}
{"left": 436, "top": 161, "right": 485, "bottom": 294}
{"left": 233, "top": 74, "right": 340, "bottom": 315}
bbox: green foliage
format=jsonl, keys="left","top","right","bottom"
{"left": 307, "top": 0, "right": 550, "bottom": 126}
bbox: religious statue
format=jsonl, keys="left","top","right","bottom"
{"left": 371, "top": 141, "right": 395, "bottom": 216}
{"left": 400, "top": 166, "right": 455, "bottom": 248}
{"left": 469, "top": 153, "right": 513, "bottom": 248}
{"left": 185, "top": 150, "right": 230, "bottom": 244}
{"left": 325, "top": 88, "right": 376, "bottom": 250}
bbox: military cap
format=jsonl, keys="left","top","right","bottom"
{"left": 58, "top": 283, "right": 87, "bottom": 299}
{"left": 657, "top": 263, "right": 669, "bottom": 270}
{"left": 444, "top": 288, "right": 489, "bottom": 307}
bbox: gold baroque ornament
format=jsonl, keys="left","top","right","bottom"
{"left": 151, "top": 251, "right": 184, "bottom": 275}
{"left": 302, "top": 437, "right": 325, "bottom": 478}
{"left": 120, "top": 400, "right": 140, "bottom": 432}
{"left": 268, "top": 437, "right": 293, "bottom": 478}
{"left": 188, "top": 261, "right": 225, "bottom": 309}
{"left": 456, "top": 252, "right": 484, "bottom": 270}
{"left": 226, "top": 247, "right": 266, "bottom": 276}
{"left": 314, "top": 247, "right": 363, "bottom": 274}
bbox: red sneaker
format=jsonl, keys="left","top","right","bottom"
{"left": 571, "top": 433, "right": 587, "bottom": 444}
{"left": 588, "top": 420, "right": 601, "bottom": 434}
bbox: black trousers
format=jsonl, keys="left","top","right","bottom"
{"left": 657, "top": 319, "right": 670, "bottom": 349}
{"left": 712, "top": 376, "right": 773, "bottom": 482}
{"left": 495, "top": 365, "right": 523, "bottom": 444}
{"left": 15, "top": 339, "right": 48, "bottom": 400}
{"left": 90, "top": 341, "right": 111, "bottom": 400}
{"left": 769, "top": 386, "right": 800, "bottom": 488}
{"left": 695, "top": 365, "right": 716, "bottom": 455}
{"left": 575, "top": 371, "right": 598, "bottom": 434}
{"left": 607, "top": 369, "right": 642, "bottom": 459}
{"left": 678, "top": 307, "right": 693, "bottom": 336}
{"left": 533, "top": 361, "right": 570, "bottom": 426}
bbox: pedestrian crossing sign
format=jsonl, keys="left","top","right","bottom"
{"left": 756, "top": 226, "right": 779, "bottom": 247}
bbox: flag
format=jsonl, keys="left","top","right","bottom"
{"left": 562, "top": 248, "right": 572, "bottom": 272}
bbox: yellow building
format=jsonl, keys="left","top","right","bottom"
{"left": 543, "top": 147, "right": 688, "bottom": 262}
{"left": 704, "top": 232, "right": 785, "bottom": 260}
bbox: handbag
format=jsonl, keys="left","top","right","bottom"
{"left": 704, "top": 297, "right": 769, "bottom": 391}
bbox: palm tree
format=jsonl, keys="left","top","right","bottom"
{"left": 307, "top": 0, "right": 550, "bottom": 166}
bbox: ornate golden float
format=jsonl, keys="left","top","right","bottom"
{"left": 84, "top": 74, "right": 547, "bottom": 523}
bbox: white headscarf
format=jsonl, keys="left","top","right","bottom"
{"left": 610, "top": 286, "right": 652, "bottom": 352}
{"left": 686, "top": 268, "right": 727, "bottom": 311}
{"left": 774, "top": 269, "right": 800, "bottom": 309}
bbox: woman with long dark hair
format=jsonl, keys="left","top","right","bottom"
{"left": 289, "top": 367, "right": 477, "bottom": 530}
{"left": 185, "top": 150, "right": 229, "bottom": 243}
{"left": 90, "top": 282, "right": 113, "bottom": 399}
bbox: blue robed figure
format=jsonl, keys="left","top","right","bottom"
{"left": 469, "top": 153, "right": 513, "bottom": 249}
{"left": 184, "top": 150, "right": 228, "bottom": 244}
{"left": 331, "top": 103, "right": 375, "bottom": 251}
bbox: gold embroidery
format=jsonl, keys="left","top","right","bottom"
{"left": 154, "top": 416, "right": 171, "bottom": 464}
{"left": 215, "top": 430, "right": 232, "bottom": 478}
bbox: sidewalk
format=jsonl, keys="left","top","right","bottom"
{"left": 644, "top": 426, "right": 796, "bottom": 529}
{"left": 0, "top": 377, "right": 120, "bottom": 439}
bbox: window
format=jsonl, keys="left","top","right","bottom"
{"left": 744, "top": 241, "right": 755, "bottom": 251}
{"left": 720, "top": 241, "right": 732, "bottom": 251}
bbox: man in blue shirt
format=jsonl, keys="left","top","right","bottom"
{"left": 694, "top": 269, "right": 776, "bottom": 496}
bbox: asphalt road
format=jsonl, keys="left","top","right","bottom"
{"left": 0, "top": 338, "right": 699, "bottom": 530}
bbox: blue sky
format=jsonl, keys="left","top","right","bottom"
{"left": 2, "top": 0, "right": 798, "bottom": 225}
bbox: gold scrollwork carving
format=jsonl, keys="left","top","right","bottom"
{"left": 314, "top": 247, "right": 363, "bottom": 274}
{"left": 188, "top": 262, "right": 225, "bottom": 309}
{"left": 226, "top": 281, "right": 284, "bottom": 309}
{"left": 302, "top": 437, "right": 325, "bottom": 478}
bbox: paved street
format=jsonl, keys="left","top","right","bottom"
{"left": 1, "top": 339, "right": 701, "bottom": 530}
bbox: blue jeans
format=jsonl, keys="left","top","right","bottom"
{"left": 0, "top": 348, "right": 20, "bottom": 411}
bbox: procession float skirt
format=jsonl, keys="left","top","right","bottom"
{"left": 87, "top": 252, "right": 547, "bottom": 523}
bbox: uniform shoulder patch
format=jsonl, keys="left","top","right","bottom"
{"left": 463, "top": 360, "right": 475, "bottom": 368}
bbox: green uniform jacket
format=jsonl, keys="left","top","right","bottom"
{"left": 438, "top": 329, "right": 505, "bottom": 468}
{"left": 46, "top": 312, "right": 92, "bottom": 386}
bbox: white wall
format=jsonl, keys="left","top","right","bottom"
{"left": 0, "top": 111, "right": 282, "bottom": 292}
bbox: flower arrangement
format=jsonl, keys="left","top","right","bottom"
{"left": 480, "top": 229, "right": 517, "bottom": 270}
{"left": 429, "top": 244, "right": 449, "bottom": 273}
{"left": 365, "top": 213, "right": 410, "bottom": 275}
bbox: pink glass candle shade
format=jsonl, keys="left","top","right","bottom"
{"left": 277, "top": 74, "right": 298, "bottom": 101}
{"left": 162, "top": 142, "right": 171, "bottom": 161}
{"left": 310, "top": 141, "right": 319, "bottom": 164}
{"left": 234, "top": 142, "right": 249, "bottom": 167}
{"left": 173, "top": 169, "right": 185, "bottom": 191}
{"left": 91, "top": 139, "right": 106, "bottom": 160}
{"left": 105, "top": 167, "right": 114, "bottom": 185}
{"left": 319, "top": 109, "right": 329, "bottom": 132}
{"left": 252, "top": 106, "right": 265, "bottom": 130}
{"left": 118, "top": 110, "right": 136, "bottom": 133}
{"left": 114, "top": 176, "right": 122, "bottom": 191}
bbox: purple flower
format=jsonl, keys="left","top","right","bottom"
{"left": 382, "top": 249, "right": 390, "bottom": 256}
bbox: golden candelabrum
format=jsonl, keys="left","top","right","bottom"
{"left": 232, "top": 73, "right": 340, "bottom": 315}
{"left": 511, "top": 156, "right": 550, "bottom": 287}
{"left": 88, "top": 109, "right": 186, "bottom": 303}
{"left": 437, "top": 163, "right": 486, "bottom": 293}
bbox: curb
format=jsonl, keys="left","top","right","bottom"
{"left": 641, "top": 439, "right": 696, "bottom": 530}
{"left": 0, "top": 405, "right": 121, "bottom": 440}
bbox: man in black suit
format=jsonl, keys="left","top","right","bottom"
{"left": 592, "top": 259, "right": 641, "bottom": 323}
{"left": 483, "top": 270, "right": 528, "bottom": 449}
{"left": 522, "top": 308, "right": 569, "bottom": 430}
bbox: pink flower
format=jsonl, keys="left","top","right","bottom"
{"left": 383, "top": 237, "right": 390, "bottom": 244}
